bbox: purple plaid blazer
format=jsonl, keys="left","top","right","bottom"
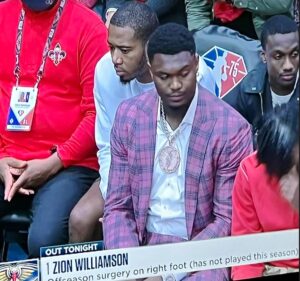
{"left": 103, "top": 86, "right": 253, "bottom": 280}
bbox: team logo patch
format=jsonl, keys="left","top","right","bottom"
{"left": 0, "top": 260, "right": 39, "bottom": 281}
{"left": 48, "top": 43, "right": 66, "bottom": 66}
{"left": 202, "top": 46, "right": 248, "bottom": 98}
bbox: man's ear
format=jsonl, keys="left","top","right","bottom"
{"left": 195, "top": 53, "right": 199, "bottom": 72}
{"left": 148, "top": 64, "right": 154, "bottom": 79}
{"left": 146, "top": 56, "right": 151, "bottom": 68}
{"left": 145, "top": 44, "right": 153, "bottom": 79}
{"left": 260, "top": 51, "right": 267, "bottom": 63}
{"left": 145, "top": 41, "right": 151, "bottom": 66}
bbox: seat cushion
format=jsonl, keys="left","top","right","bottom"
{"left": 0, "top": 211, "right": 32, "bottom": 230}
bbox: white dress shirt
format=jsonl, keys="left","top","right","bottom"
{"left": 94, "top": 52, "right": 215, "bottom": 198}
{"left": 271, "top": 90, "right": 294, "bottom": 108}
{"left": 146, "top": 88, "right": 198, "bottom": 240}
{"left": 146, "top": 89, "right": 199, "bottom": 281}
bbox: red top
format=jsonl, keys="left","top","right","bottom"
{"left": 214, "top": 2, "right": 244, "bottom": 23}
{"left": 231, "top": 153, "right": 299, "bottom": 280}
{"left": 0, "top": 0, "right": 108, "bottom": 170}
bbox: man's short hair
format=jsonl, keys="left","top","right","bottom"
{"left": 256, "top": 103, "right": 299, "bottom": 179}
{"left": 110, "top": 1, "right": 159, "bottom": 44}
{"left": 146, "top": 23, "right": 196, "bottom": 63}
{"left": 260, "top": 15, "right": 298, "bottom": 50}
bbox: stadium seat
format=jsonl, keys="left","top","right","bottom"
{"left": 0, "top": 210, "right": 32, "bottom": 261}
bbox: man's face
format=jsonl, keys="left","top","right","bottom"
{"left": 262, "top": 32, "right": 299, "bottom": 94}
{"left": 108, "top": 25, "right": 146, "bottom": 83}
{"left": 149, "top": 51, "right": 198, "bottom": 109}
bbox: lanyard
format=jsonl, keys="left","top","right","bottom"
{"left": 13, "top": 0, "right": 66, "bottom": 89}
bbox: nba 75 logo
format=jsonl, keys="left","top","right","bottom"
{"left": 202, "top": 46, "right": 248, "bottom": 98}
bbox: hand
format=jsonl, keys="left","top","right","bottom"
{"left": 9, "top": 167, "right": 35, "bottom": 197}
{"left": 0, "top": 157, "right": 27, "bottom": 200}
{"left": 7, "top": 153, "right": 63, "bottom": 201}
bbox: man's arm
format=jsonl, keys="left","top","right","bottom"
{"left": 94, "top": 59, "right": 112, "bottom": 200}
{"left": 185, "top": 0, "right": 212, "bottom": 32}
{"left": 103, "top": 102, "right": 140, "bottom": 249}
{"left": 183, "top": 119, "right": 253, "bottom": 281}
{"left": 56, "top": 23, "right": 108, "bottom": 167}
{"left": 232, "top": 0, "right": 293, "bottom": 15}
{"left": 193, "top": 120, "right": 253, "bottom": 240}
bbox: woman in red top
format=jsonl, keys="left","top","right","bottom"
{"left": 231, "top": 104, "right": 299, "bottom": 280}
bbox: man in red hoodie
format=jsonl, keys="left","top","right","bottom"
{"left": 0, "top": 0, "right": 108, "bottom": 257}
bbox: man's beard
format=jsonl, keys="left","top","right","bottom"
{"left": 118, "top": 56, "right": 148, "bottom": 84}
{"left": 119, "top": 76, "right": 131, "bottom": 85}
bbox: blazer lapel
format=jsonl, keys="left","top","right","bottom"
{"left": 185, "top": 86, "right": 217, "bottom": 238}
{"left": 136, "top": 91, "right": 158, "bottom": 239}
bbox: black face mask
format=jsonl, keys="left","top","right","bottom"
{"left": 21, "top": 0, "right": 57, "bottom": 11}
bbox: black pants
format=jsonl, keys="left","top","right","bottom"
{"left": 0, "top": 166, "right": 98, "bottom": 258}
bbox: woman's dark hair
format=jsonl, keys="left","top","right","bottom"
{"left": 256, "top": 104, "right": 299, "bottom": 178}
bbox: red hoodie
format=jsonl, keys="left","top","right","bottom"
{"left": 0, "top": 0, "right": 109, "bottom": 170}
{"left": 214, "top": 2, "right": 244, "bottom": 23}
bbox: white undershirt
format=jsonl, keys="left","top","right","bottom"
{"left": 146, "top": 88, "right": 198, "bottom": 240}
{"left": 271, "top": 90, "right": 294, "bottom": 108}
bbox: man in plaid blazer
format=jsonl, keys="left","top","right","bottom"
{"left": 104, "top": 23, "right": 253, "bottom": 281}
